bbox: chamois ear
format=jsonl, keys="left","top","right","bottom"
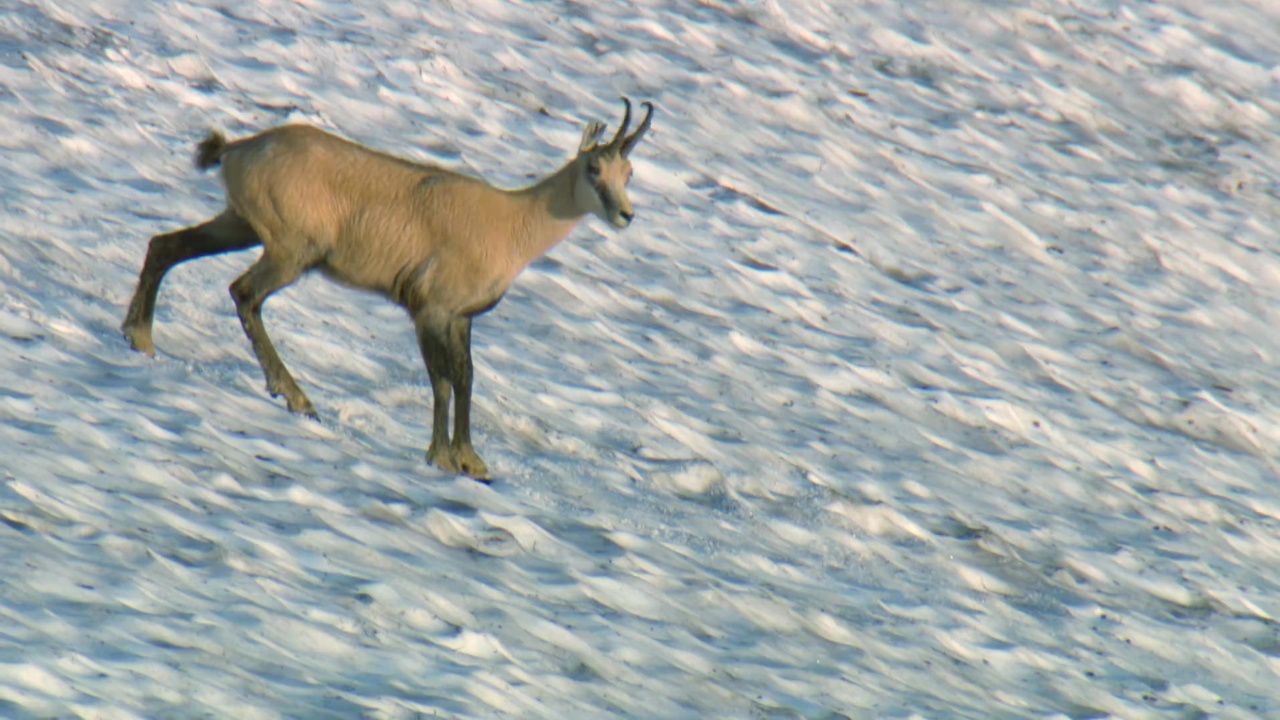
{"left": 578, "top": 121, "right": 607, "bottom": 153}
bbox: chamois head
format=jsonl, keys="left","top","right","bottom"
{"left": 574, "top": 97, "right": 654, "bottom": 229}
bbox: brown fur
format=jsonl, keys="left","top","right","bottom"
{"left": 121, "top": 99, "right": 654, "bottom": 479}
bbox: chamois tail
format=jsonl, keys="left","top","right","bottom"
{"left": 194, "top": 131, "right": 227, "bottom": 170}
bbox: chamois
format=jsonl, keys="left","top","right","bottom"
{"left": 121, "top": 98, "right": 654, "bottom": 480}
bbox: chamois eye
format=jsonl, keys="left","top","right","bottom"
{"left": 586, "top": 161, "right": 601, "bottom": 178}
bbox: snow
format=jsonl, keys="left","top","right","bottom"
{"left": 2, "top": 0, "right": 1280, "bottom": 717}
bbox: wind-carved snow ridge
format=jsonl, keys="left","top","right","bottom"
{"left": 2, "top": 0, "right": 1280, "bottom": 717}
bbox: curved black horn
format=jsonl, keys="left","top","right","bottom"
{"left": 608, "top": 97, "right": 633, "bottom": 150}
{"left": 621, "top": 101, "right": 654, "bottom": 156}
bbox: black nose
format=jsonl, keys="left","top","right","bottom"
{"left": 620, "top": 210, "right": 634, "bottom": 223}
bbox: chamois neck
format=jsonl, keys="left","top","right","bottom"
{"left": 522, "top": 158, "right": 586, "bottom": 220}
{"left": 510, "top": 159, "right": 586, "bottom": 264}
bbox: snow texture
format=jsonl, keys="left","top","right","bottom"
{"left": 2, "top": 0, "right": 1280, "bottom": 717}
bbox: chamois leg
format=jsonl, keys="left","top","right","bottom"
{"left": 229, "top": 254, "right": 315, "bottom": 418}
{"left": 416, "top": 319, "right": 456, "bottom": 473}
{"left": 416, "top": 315, "right": 489, "bottom": 479}
{"left": 447, "top": 317, "right": 489, "bottom": 480}
{"left": 122, "top": 211, "right": 261, "bottom": 355}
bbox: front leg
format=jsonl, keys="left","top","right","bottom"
{"left": 416, "top": 317, "right": 457, "bottom": 472}
{"left": 448, "top": 317, "right": 490, "bottom": 480}
{"left": 416, "top": 313, "right": 489, "bottom": 480}
{"left": 426, "top": 366, "right": 458, "bottom": 473}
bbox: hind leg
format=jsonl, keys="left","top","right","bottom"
{"left": 123, "top": 210, "right": 261, "bottom": 355}
{"left": 230, "top": 253, "right": 315, "bottom": 418}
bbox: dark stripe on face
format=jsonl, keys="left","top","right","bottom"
{"left": 597, "top": 186, "right": 617, "bottom": 215}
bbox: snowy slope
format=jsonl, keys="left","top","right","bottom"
{"left": 2, "top": 0, "right": 1280, "bottom": 717}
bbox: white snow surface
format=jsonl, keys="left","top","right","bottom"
{"left": 2, "top": 0, "right": 1280, "bottom": 717}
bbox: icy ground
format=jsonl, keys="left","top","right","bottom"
{"left": 2, "top": 0, "right": 1280, "bottom": 717}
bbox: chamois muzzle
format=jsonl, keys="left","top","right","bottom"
{"left": 609, "top": 210, "right": 634, "bottom": 229}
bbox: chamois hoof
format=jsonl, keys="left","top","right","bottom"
{"left": 427, "top": 443, "right": 491, "bottom": 482}
{"left": 122, "top": 324, "right": 156, "bottom": 357}
{"left": 427, "top": 442, "right": 458, "bottom": 472}
{"left": 284, "top": 394, "right": 317, "bottom": 419}
{"left": 454, "top": 445, "right": 491, "bottom": 482}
